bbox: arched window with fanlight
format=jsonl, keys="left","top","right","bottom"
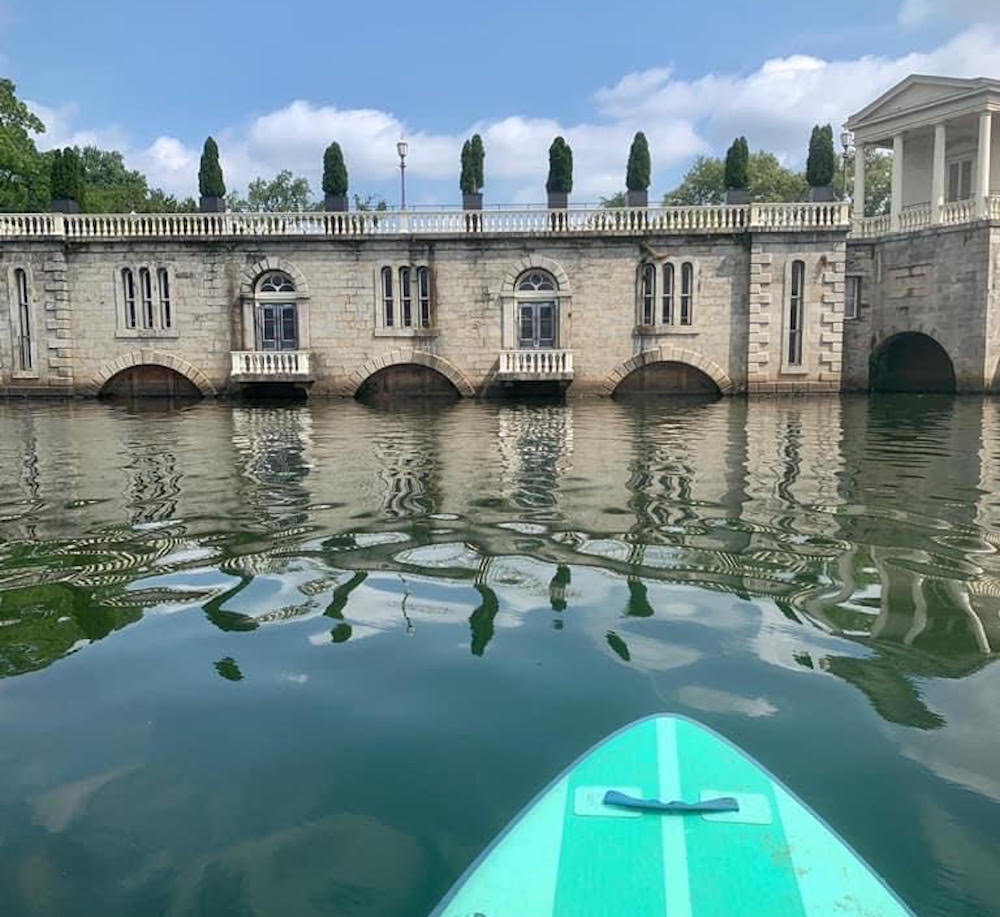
{"left": 399, "top": 266, "right": 412, "bottom": 327}
{"left": 661, "top": 263, "right": 674, "bottom": 325}
{"left": 515, "top": 269, "right": 558, "bottom": 349}
{"left": 381, "top": 266, "right": 394, "bottom": 327}
{"left": 639, "top": 263, "right": 655, "bottom": 326}
{"left": 122, "top": 268, "right": 137, "bottom": 329}
{"left": 254, "top": 270, "right": 299, "bottom": 351}
{"left": 417, "top": 266, "right": 431, "bottom": 328}
{"left": 139, "top": 267, "right": 154, "bottom": 329}
{"left": 680, "top": 262, "right": 694, "bottom": 325}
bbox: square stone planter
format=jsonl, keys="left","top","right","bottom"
{"left": 547, "top": 191, "right": 569, "bottom": 209}
{"left": 808, "top": 185, "right": 837, "bottom": 202}
{"left": 626, "top": 189, "right": 648, "bottom": 207}
{"left": 200, "top": 195, "right": 226, "bottom": 213}
{"left": 51, "top": 198, "right": 81, "bottom": 214}
{"left": 725, "top": 188, "right": 750, "bottom": 204}
{"left": 324, "top": 193, "right": 348, "bottom": 212}
{"left": 462, "top": 192, "right": 483, "bottom": 211}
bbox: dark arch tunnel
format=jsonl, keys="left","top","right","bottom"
{"left": 355, "top": 363, "right": 461, "bottom": 400}
{"left": 613, "top": 361, "right": 722, "bottom": 398}
{"left": 99, "top": 364, "right": 202, "bottom": 399}
{"left": 870, "top": 333, "right": 956, "bottom": 393}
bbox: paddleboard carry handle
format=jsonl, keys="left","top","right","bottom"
{"left": 602, "top": 790, "right": 739, "bottom": 815}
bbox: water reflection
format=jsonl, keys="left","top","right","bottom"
{"left": 0, "top": 395, "right": 999, "bottom": 916}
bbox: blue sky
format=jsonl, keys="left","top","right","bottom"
{"left": 2, "top": 0, "right": 999, "bottom": 205}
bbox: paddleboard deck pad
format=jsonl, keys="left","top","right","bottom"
{"left": 431, "top": 714, "right": 914, "bottom": 916}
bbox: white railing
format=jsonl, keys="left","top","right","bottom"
{"left": 499, "top": 349, "right": 574, "bottom": 377}
{"left": 0, "top": 203, "right": 853, "bottom": 240}
{"left": 230, "top": 350, "right": 311, "bottom": 377}
{"left": 990, "top": 196, "right": 1000, "bottom": 221}
{"left": 899, "top": 203, "right": 932, "bottom": 232}
{"left": 851, "top": 213, "right": 892, "bottom": 238}
{"left": 850, "top": 194, "right": 1000, "bottom": 237}
{"left": 941, "top": 199, "right": 976, "bottom": 225}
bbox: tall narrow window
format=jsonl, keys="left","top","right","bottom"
{"left": 417, "top": 266, "right": 430, "bottom": 328}
{"left": 845, "top": 275, "right": 860, "bottom": 320}
{"left": 948, "top": 160, "right": 973, "bottom": 202}
{"left": 14, "top": 269, "right": 32, "bottom": 371}
{"left": 680, "top": 262, "right": 693, "bottom": 325}
{"left": 122, "top": 268, "right": 136, "bottom": 329}
{"left": 662, "top": 263, "right": 674, "bottom": 324}
{"left": 640, "top": 263, "right": 655, "bottom": 325}
{"left": 381, "top": 266, "right": 394, "bottom": 327}
{"left": 399, "top": 266, "right": 412, "bottom": 327}
{"left": 139, "top": 267, "right": 154, "bottom": 329}
{"left": 158, "top": 268, "right": 172, "bottom": 329}
{"left": 788, "top": 260, "right": 805, "bottom": 366}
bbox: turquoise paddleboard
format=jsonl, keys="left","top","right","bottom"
{"left": 431, "top": 715, "right": 914, "bottom": 916}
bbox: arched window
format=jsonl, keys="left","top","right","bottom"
{"left": 122, "top": 268, "right": 137, "bottom": 329}
{"left": 640, "top": 263, "right": 655, "bottom": 326}
{"left": 680, "top": 262, "right": 694, "bottom": 326}
{"left": 381, "top": 267, "right": 394, "bottom": 327}
{"left": 254, "top": 270, "right": 299, "bottom": 351}
{"left": 14, "top": 268, "right": 32, "bottom": 371}
{"left": 139, "top": 267, "right": 154, "bottom": 329}
{"left": 417, "top": 266, "right": 431, "bottom": 328}
{"left": 399, "top": 266, "right": 412, "bottom": 327}
{"left": 158, "top": 268, "right": 172, "bottom": 329}
{"left": 788, "top": 260, "right": 805, "bottom": 366}
{"left": 661, "top": 263, "right": 674, "bottom": 325}
{"left": 514, "top": 269, "right": 559, "bottom": 349}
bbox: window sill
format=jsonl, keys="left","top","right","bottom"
{"left": 116, "top": 330, "right": 180, "bottom": 340}
{"left": 374, "top": 327, "right": 438, "bottom": 339}
{"left": 10, "top": 371, "right": 40, "bottom": 380}
{"left": 779, "top": 366, "right": 810, "bottom": 375}
{"left": 634, "top": 325, "right": 699, "bottom": 336}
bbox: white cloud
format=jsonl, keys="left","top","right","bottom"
{"left": 19, "top": 20, "right": 1000, "bottom": 205}
{"left": 899, "top": 0, "right": 1000, "bottom": 27}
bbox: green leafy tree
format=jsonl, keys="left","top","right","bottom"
{"left": 227, "top": 170, "right": 312, "bottom": 212}
{"left": 322, "top": 142, "right": 348, "bottom": 196}
{"left": 0, "top": 78, "right": 48, "bottom": 211}
{"left": 626, "top": 132, "right": 651, "bottom": 192}
{"left": 352, "top": 193, "right": 388, "bottom": 212}
{"left": 198, "top": 136, "right": 225, "bottom": 198}
{"left": 600, "top": 191, "right": 627, "bottom": 208}
{"left": 837, "top": 146, "right": 893, "bottom": 216}
{"left": 664, "top": 151, "right": 807, "bottom": 204}
{"left": 546, "top": 136, "right": 573, "bottom": 194}
{"left": 724, "top": 136, "right": 750, "bottom": 191}
{"left": 807, "top": 124, "right": 835, "bottom": 187}
{"left": 76, "top": 147, "right": 148, "bottom": 211}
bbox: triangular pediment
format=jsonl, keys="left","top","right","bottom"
{"left": 847, "top": 74, "right": 996, "bottom": 129}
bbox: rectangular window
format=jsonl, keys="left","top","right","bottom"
{"left": 400, "top": 267, "right": 412, "bottom": 327}
{"left": 948, "top": 159, "right": 973, "bottom": 202}
{"left": 845, "top": 275, "right": 860, "bottom": 320}
{"left": 381, "top": 267, "right": 394, "bottom": 327}
{"left": 122, "top": 268, "right": 137, "bottom": 329}
{"left": 662, "top": 263, "right": 674, "bottom": 324}
{"left": 158, "top": 268, "right": 172, "bottom": 329}
{"left": 641, "top": 263, "right": 654, "bottom": 325}
{"left": 417, "top": 267, "right": 430, "bottom": 328}
{"left": 140, "top": 268, "right": 154, "bottom": 329}
{"left": 14, "top": 268, "right": 32, "bottom": 371}
{"left": 680, "top": 262, "right": 693, "bottom": 325}
{"left": 788, "top": 260, "right": 805, "bottom": 366}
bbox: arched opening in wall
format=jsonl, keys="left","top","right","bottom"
{"left": 99, "top": 365, "right": 202, "bottom": 400}
{"left": 355, "top": 364, "right": 460, "bottom": 401}
{"left": 613, "top": 361, "right": 722, "bottom": 399}
{"left": 870, "top": 333, "right": 956, "bottom": 393}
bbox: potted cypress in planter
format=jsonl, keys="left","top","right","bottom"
{"left": 198, "top": 137, "right": 226, "bottom": 213}
{"left": 625, "top": 132, "right": 650, "bottom": 207}
{"left": 50, "top": 147, "right": 82, "bottom": 213}
{"left": 807, "top": 124, "right": 836, "bottom": 202}
{"left": 546, "top": 136, "right": 572, "bottom": 209}
{"left": 322, "top": 142, "right": 349, "bottom": 211}
{"left": 724, "top": 136, "right": 750, "bottom": 204}
{"left": 460, "top": 134, "right": 484, "bottom": 210}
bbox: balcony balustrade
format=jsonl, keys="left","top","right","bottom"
{"left": 498, "top": 349, "right": 573, "bottom": 381}
{"left": 230, "top": 350, "right": 313, "bottom": 381}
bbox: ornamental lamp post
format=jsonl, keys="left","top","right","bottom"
{"left": 840, "top": 129, "right": 853, "bottom": 202}
{"left": 397, "top": 138, "right": 409, "bottom": 211}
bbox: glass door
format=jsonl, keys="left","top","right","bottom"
{"left": 517, "top": 301, "right": 556, "bottom": 348}
{"left": 259, "top": 304, "right": 298, "bottom": 351}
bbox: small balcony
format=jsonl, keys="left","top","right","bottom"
{"left": 498, "top": 349, "right": 574, "bottom": 382}
{"left": 230, "top": 350, "right": 314, "bottom": 383}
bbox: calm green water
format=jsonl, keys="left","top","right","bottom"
{"left": 1, "top": 395, "right": 998, "bottom": 917}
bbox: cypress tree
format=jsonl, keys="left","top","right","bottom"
{"left": 807, "top": 124, "right": 835, "bottom": 187}
{"left": 49, "top": 148, "right": 65, "bottom": 200}
{"left": 198, "top": 137, "right": 225, "bottom": 198}
{"left": 460, "top": 139, "right": 474, "bottom": 193}
{"left": 470, "top": 133, "right": 484, "bottom": 192}
{"left": 51, "top": 147, "right": 83, "bottom": 203}
{"left": 546, "top": 136, "right": 573, "bottom": 194}
{"left": 626, "top": 132, "right": 651, "bottom": 191}
{"left": 724, "top": 136, "right": 750, "bottom": 190}
{"left": 322, "top": 142, "right": 348, "bottom": 196}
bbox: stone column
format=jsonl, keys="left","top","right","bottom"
{"left": 977, "top": 111, "right": 992, "bottom": 218}
{"left": 853, "top": 143, "right": 866, "bottom": 220}
{"left": 931, "top": 122, "right": 946, "bottom": 223}
{"left": 891, "top": 133, "right": 904, "bottom": 232}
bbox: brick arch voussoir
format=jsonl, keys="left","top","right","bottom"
{"left": 238, "top": 257, "right": 310, "bottom": 298}
{"left": 351, "top": 349, "right": 475, "bottom": 397}
{"left": 89, "top": 350, "right": 216, "bottom": 396}
{"left": 500, "top": 255, "right": 571, "bottom": 296}
{"left": 604, "top": 346, "right": 735, "bottom": 395}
